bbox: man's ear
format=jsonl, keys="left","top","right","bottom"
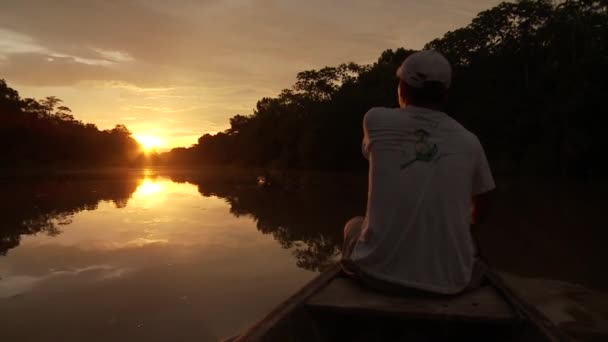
{"left": 398, "top": 80, "right": 407, "bottom": 108}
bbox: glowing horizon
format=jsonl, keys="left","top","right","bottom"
{"left": 0, "top": 0, "right": 502, "bottom": 149}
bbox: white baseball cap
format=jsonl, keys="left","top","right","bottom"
{"left": 396, "top": 50, "right": 452, "bottom": 89}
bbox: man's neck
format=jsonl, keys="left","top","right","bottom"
{"left": 405, "top": 104, "right": 443, "bottom": 112}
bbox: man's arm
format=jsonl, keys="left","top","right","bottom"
{"left": 362, "top": 112, "right": 371, "bottom": 160}
{"left": 471, "top": 191, "right": 493, "bottom": 225}
{"left": 470, "top": 191, "right": 494, "bottom": 260}
{"left": 471, "top": 137, "right": 496, "bottom": 225}
{"left": 362, "top": 108, "right": 403, "bottom": 237}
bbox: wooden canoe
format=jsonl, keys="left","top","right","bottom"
{"left": 226, "top": 265, "right": 571, "bottom": 342}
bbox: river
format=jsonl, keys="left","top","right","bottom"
{"left": 0, "top": 168, "right": 606, "bottom": 341}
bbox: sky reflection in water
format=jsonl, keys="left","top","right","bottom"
{"left": 0, "top": 174, "right": 333, "bottom": 341}
{"left": 1, "top": 171, "right": 607, "bottom": 340}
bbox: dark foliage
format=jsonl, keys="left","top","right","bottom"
{"left": 162, "top": 0, "right": 607, "bottom": 178}
{"left": 0, "top": 80, "right": 142, "bottom": 167}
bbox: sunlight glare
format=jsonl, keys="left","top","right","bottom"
{"left": 134, "top": 134, "right": 163, "bottom": 152}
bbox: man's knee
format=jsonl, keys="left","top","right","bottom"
{"left": 344, "top": 216, "right": 365, "bottom": 239}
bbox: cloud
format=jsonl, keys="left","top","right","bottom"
{"left": 103, "top": 82, "right": 176, "bottom": 93}
{"left": 0, "top": 28, "right": 47, "bottom": 55}
{"left": 91, "top": 48, "right": 135, "bottom": 63}
{"left": 0, "top": 264, "right": 131, "bottom": 298}
{"left": 0, "top": 0, "right": 502, "bottom": 88}
{"left": 0, "top": 52, "right": 120, "bottom": 87}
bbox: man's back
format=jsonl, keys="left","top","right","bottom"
{"left": 350, "top": 105, "right": 495, "bottom": 294}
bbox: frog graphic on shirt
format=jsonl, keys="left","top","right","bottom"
{"left": 401, "top": 129, "right": 438, "bottom": 169}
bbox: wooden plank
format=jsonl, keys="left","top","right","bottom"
{"left": 232, "top": 265, "right": 341, "bottom": 342}
{"left": 485, "top": 269, "right": 573, "bottom": 342}
{"left": 305, "top": 277, "right": 516, "bottom": 323}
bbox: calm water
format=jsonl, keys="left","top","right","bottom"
{"left": 1, "top": 169, "right": 606, "bottom": 341}
{"left": 0, "top": 169, "right": 364, "bottom": 341}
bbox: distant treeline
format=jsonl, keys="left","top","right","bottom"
{"left": 0, "top": 80, "right": 143, "bottom": 167}
{"left": 162, "top": 0, "right": 607, "bottom": 178}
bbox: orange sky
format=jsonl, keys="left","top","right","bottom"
{"left": 0, "top": 0, "right": 501, "bottom": 150}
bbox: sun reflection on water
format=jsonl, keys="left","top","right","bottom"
{"left": 133, "top": 178, "right": 163, "bottom": 198}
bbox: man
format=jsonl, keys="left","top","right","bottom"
{"left": 341, "top": 50, "right": 495, "bottom": 295}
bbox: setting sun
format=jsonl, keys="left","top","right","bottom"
{"left": 134, "top": 134, "right": 163, "bottom": 152}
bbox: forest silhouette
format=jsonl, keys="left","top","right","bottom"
{"left": 1, "top": 0, "right": 606, "bottom": 177}
{"left": 0, "top": 81, "right": 144, "bottom": 167}
{"left": 162, "top": 0, "right": 607, "bottom": 178}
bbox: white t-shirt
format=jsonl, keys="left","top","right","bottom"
{"left": 351, "top": 105, "right": 495, "bottom": 294}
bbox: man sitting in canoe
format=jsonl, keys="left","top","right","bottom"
{"left": 341, "top": 50, "right": 495, "bottom": 295}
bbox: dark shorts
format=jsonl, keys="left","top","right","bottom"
{"left": 340, "top": 216, "right": 485, "bottom": 296}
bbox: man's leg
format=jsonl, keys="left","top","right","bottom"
{"left": 468, "top": 223, "right": 488, "bottom": 291}
{"left": 464, "top": 259, "right": 488, "bottom": 291}
{"left": 341, "top": 217, "right": 417, "bottom": 294}
{"left": 340, "top": 217, "right": 447, "bottom": 296}
{"left": 340, "top": 216, "right": 364, "bottom": 275}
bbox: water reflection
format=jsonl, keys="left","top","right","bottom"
{"left": 0, "top": 170, "right": 363, "bottom": 280}
{"left": 134, "top": 178, "right": 164, "bottom": 198}
{"left": 2, "top": 170, "right": 606, "bottom": 285}
{"left": 0, "top": 174, "right": 139, "bottom": 255}
{"left": 0, "top": 170, "right": 607, "bottom": 340}
{"left": 189, "top": 175, "right": 365, "bottom": 272}
{"left": 1, "top": 171, "right": 327, "bottom": 340}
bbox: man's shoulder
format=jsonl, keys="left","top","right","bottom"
{"left": 364, "top": 107, "right": 404, "bottom": 126}
{"left": 459, "top": 125, "right": 481, "bottom": 144}
{"left": 436, "top": 114, "right": 478, "bottom": 141}
{"left": 453, "top": 125, "right": 483, "bottom": 154}
{"left": 450, "top": 121, "right": 478, "bottom": 139}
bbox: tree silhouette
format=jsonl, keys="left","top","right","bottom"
{"left": 0, "top": 80, "right": 144, "bottom": 167}
{"left": 160, "top": 0, "right": 606, "bottom": 179}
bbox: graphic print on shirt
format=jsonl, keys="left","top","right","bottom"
{"left": 400, "top": 129, "right": 439, "bottom": 169}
